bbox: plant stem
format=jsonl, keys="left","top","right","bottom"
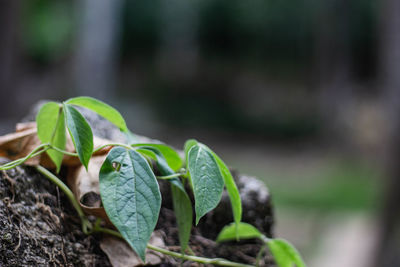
{"left": 147, "top": 244, "right": 255, "bottom": 267}
{"left": 35, "top": 165, "right": 92, "bottom": 234}
{"left": 0, "top": 142, "right": 134, "bottom": 170}
{"left": 156, "top": 173, "right": 184, "bottom": 180}
{"left": 92, "top": 143, "right": 133, "bottom": 154}
{"left": 93, "top": 226, "right": 254, "bottom": 267}
{"left": 48, "top": 145, "right": 79, "bottom": 157}
{"left": 255, "top": 243, "right": 268, "bottom": 267}
{"left": 50, "top": 142, "right": 134, "bottom": 157}
{"left": 0, "top": 144, "right": 49, "bottom": 170}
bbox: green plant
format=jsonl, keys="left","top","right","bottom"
{"left": 0, "top": 96, "right": 306, "bottom": 267}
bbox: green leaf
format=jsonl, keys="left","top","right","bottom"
{"left": 63, "top": 104, "right": 93, "bottom": 170}
{"left": 267, "top": 239, "right": 307, "bottom": 267}
{"left": 136, "top": 148, "right": 158, "bottom": 162}
{"left": 137, "top": 147, "right": 192, "bottom": 250}
{"left": 171, "top": 182, "right": 193, "bottom": 251}
{"left": 132, "top": 143, "right": 182, "bottom": 171}
{"left": 187, "top": 144, "right": 224, "bottom": 224}
{"left": 216, "top": 222, "right": 262, "bottom": 242}
{"left": 99, "top": 147, "right": 161, "bottom": 261}
{"left": 36, "top": 102, "right": 66, "bottom": 172}
{"left": 66, "top": 96, "right": 128, "bottom": 132}
{"left": 206, "top": 146, "right": 242, "bottom": 231}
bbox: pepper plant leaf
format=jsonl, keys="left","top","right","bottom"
{"left": 184, "top": 139, "right": 198, "bottom": 163}
{"left": 36, "top": 102, "right": 66, "bottom": 172}
{"left": 187, "top": 144, "right": 224, "bottom": 224}
{"left": 267, "top": 239, "right": 307, "bottom": 267}
{"left": 216, "top": 222, "right": 262, "bottom": 243}
{"left": 99, "top": 147, "right": 161, "bottom": 261}
{"left": 63, "top": 104, "right": 93, "bottom": 170}
{"left": 206, "top": 146, "right": 242, "bottom": 231}
{"left": 171, "top": 183, "right": 192, "bottom": 251}
{"left": 66, "top": 96, "right": 128, "bottom": 132}
{"left": 132, "top": 143, "right": 182, "bottom": 171}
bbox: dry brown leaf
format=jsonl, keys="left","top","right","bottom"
{"left": 67, "top": 155, "right": 111, "bottom": 222}
{"left": 0, "top": 127, "right": 41, "bottom": 165}
{"left": 0, "top": 122, "right": 113, "bottom": 169}
{"left": 100, "top": 231, "right": 165, "bottom": 267}
{"left": 16, "top": 122, "right": 37, "bottom": 132}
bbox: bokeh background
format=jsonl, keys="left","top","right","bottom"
{"left": 1, "top": 0, "right": 399, "bottom": 266}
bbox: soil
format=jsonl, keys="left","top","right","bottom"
{"left": 0, "top": 162, "right": 111, "bottom": 266}
{"left": 0, "top": 161, "right": 274, "bottom": 266}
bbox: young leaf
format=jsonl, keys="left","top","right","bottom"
{"left": 63, "top": 104, "right": 93, "bottom": 170}
{"left": 137, "top": 147, "right": 192, "bottom": 250}
{"left": 267, "top": 239, "right": 307, "bottom": 267}
{"left": 206, "top": 146, "right": 242, "bottom": 230}
{"left": 187, "top": 144, "right": 224, "bottom": 224}
{"left": 171, "top": 182, "right": 193, "bottom": 251}
{"left": 132, "top": 143, "right": 183, "bottom": 171}
{"left": 66, "top": 96, "right": 128, "bottom": 132}
{"left": 216, "top": 222, "right": 262, "bottom": 243}
{"left": 36, "top": 102, "right": 66, "bottom": 172}
{"left": 99, "top": 147, "right": 161, "bottom": 261}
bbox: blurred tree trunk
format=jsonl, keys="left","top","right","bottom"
{"left": 158, "top": 0, "right": 199, "bottom": 82}
{"left": 72, "top": 0, "right": 122, "bottom": 101}
{"left": 0, "top": 0, "right": 21, "bottom": 133}
{"left": 374, "top": 0, "right": 400, "bottom": 266}
{"left": 314, "top": 0, "right": 354, "bottom": 145}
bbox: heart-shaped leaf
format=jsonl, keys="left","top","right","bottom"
{"left": 66, "top": 96, "right": 128, "bottom": 132}
{"left": 36, "top": 102, "right": 66, "bottom": 172}
{"left": 63, "top": 104, "right": 93, "bottom": 170}
{"left": 99, "top": 147, "right": 161, "bottom": 261}
{"left": 216, "top": 222, "right": 262, "bottom": 242}
{"left": 187, "top": 144, "right": 224, "bottom": 224}
{"left": 267, "top": 239, "right": 307, "bottom": 267}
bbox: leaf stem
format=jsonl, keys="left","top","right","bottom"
{"left": 156, "top": 173, "right": 184, "bottom": 180}
{"left": 0, "top": 144, "right": 49, "bottom": 170}
{"left": 50, "top": 142, "right": 133, "bottom": 157}
{"left": 92, "top": 226, "right": 254, "bottom": 267}
{"left": 255, "top": 243, "right": 268, "bottom": 267}
{"left": 92, "top": 143, "right": 133, "bottom": 153}
{"left": 35, "top": 165, "right": 92, "bottom": 234}
{"left": 48, "top": 145, "right": 79, "bottom": 157}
